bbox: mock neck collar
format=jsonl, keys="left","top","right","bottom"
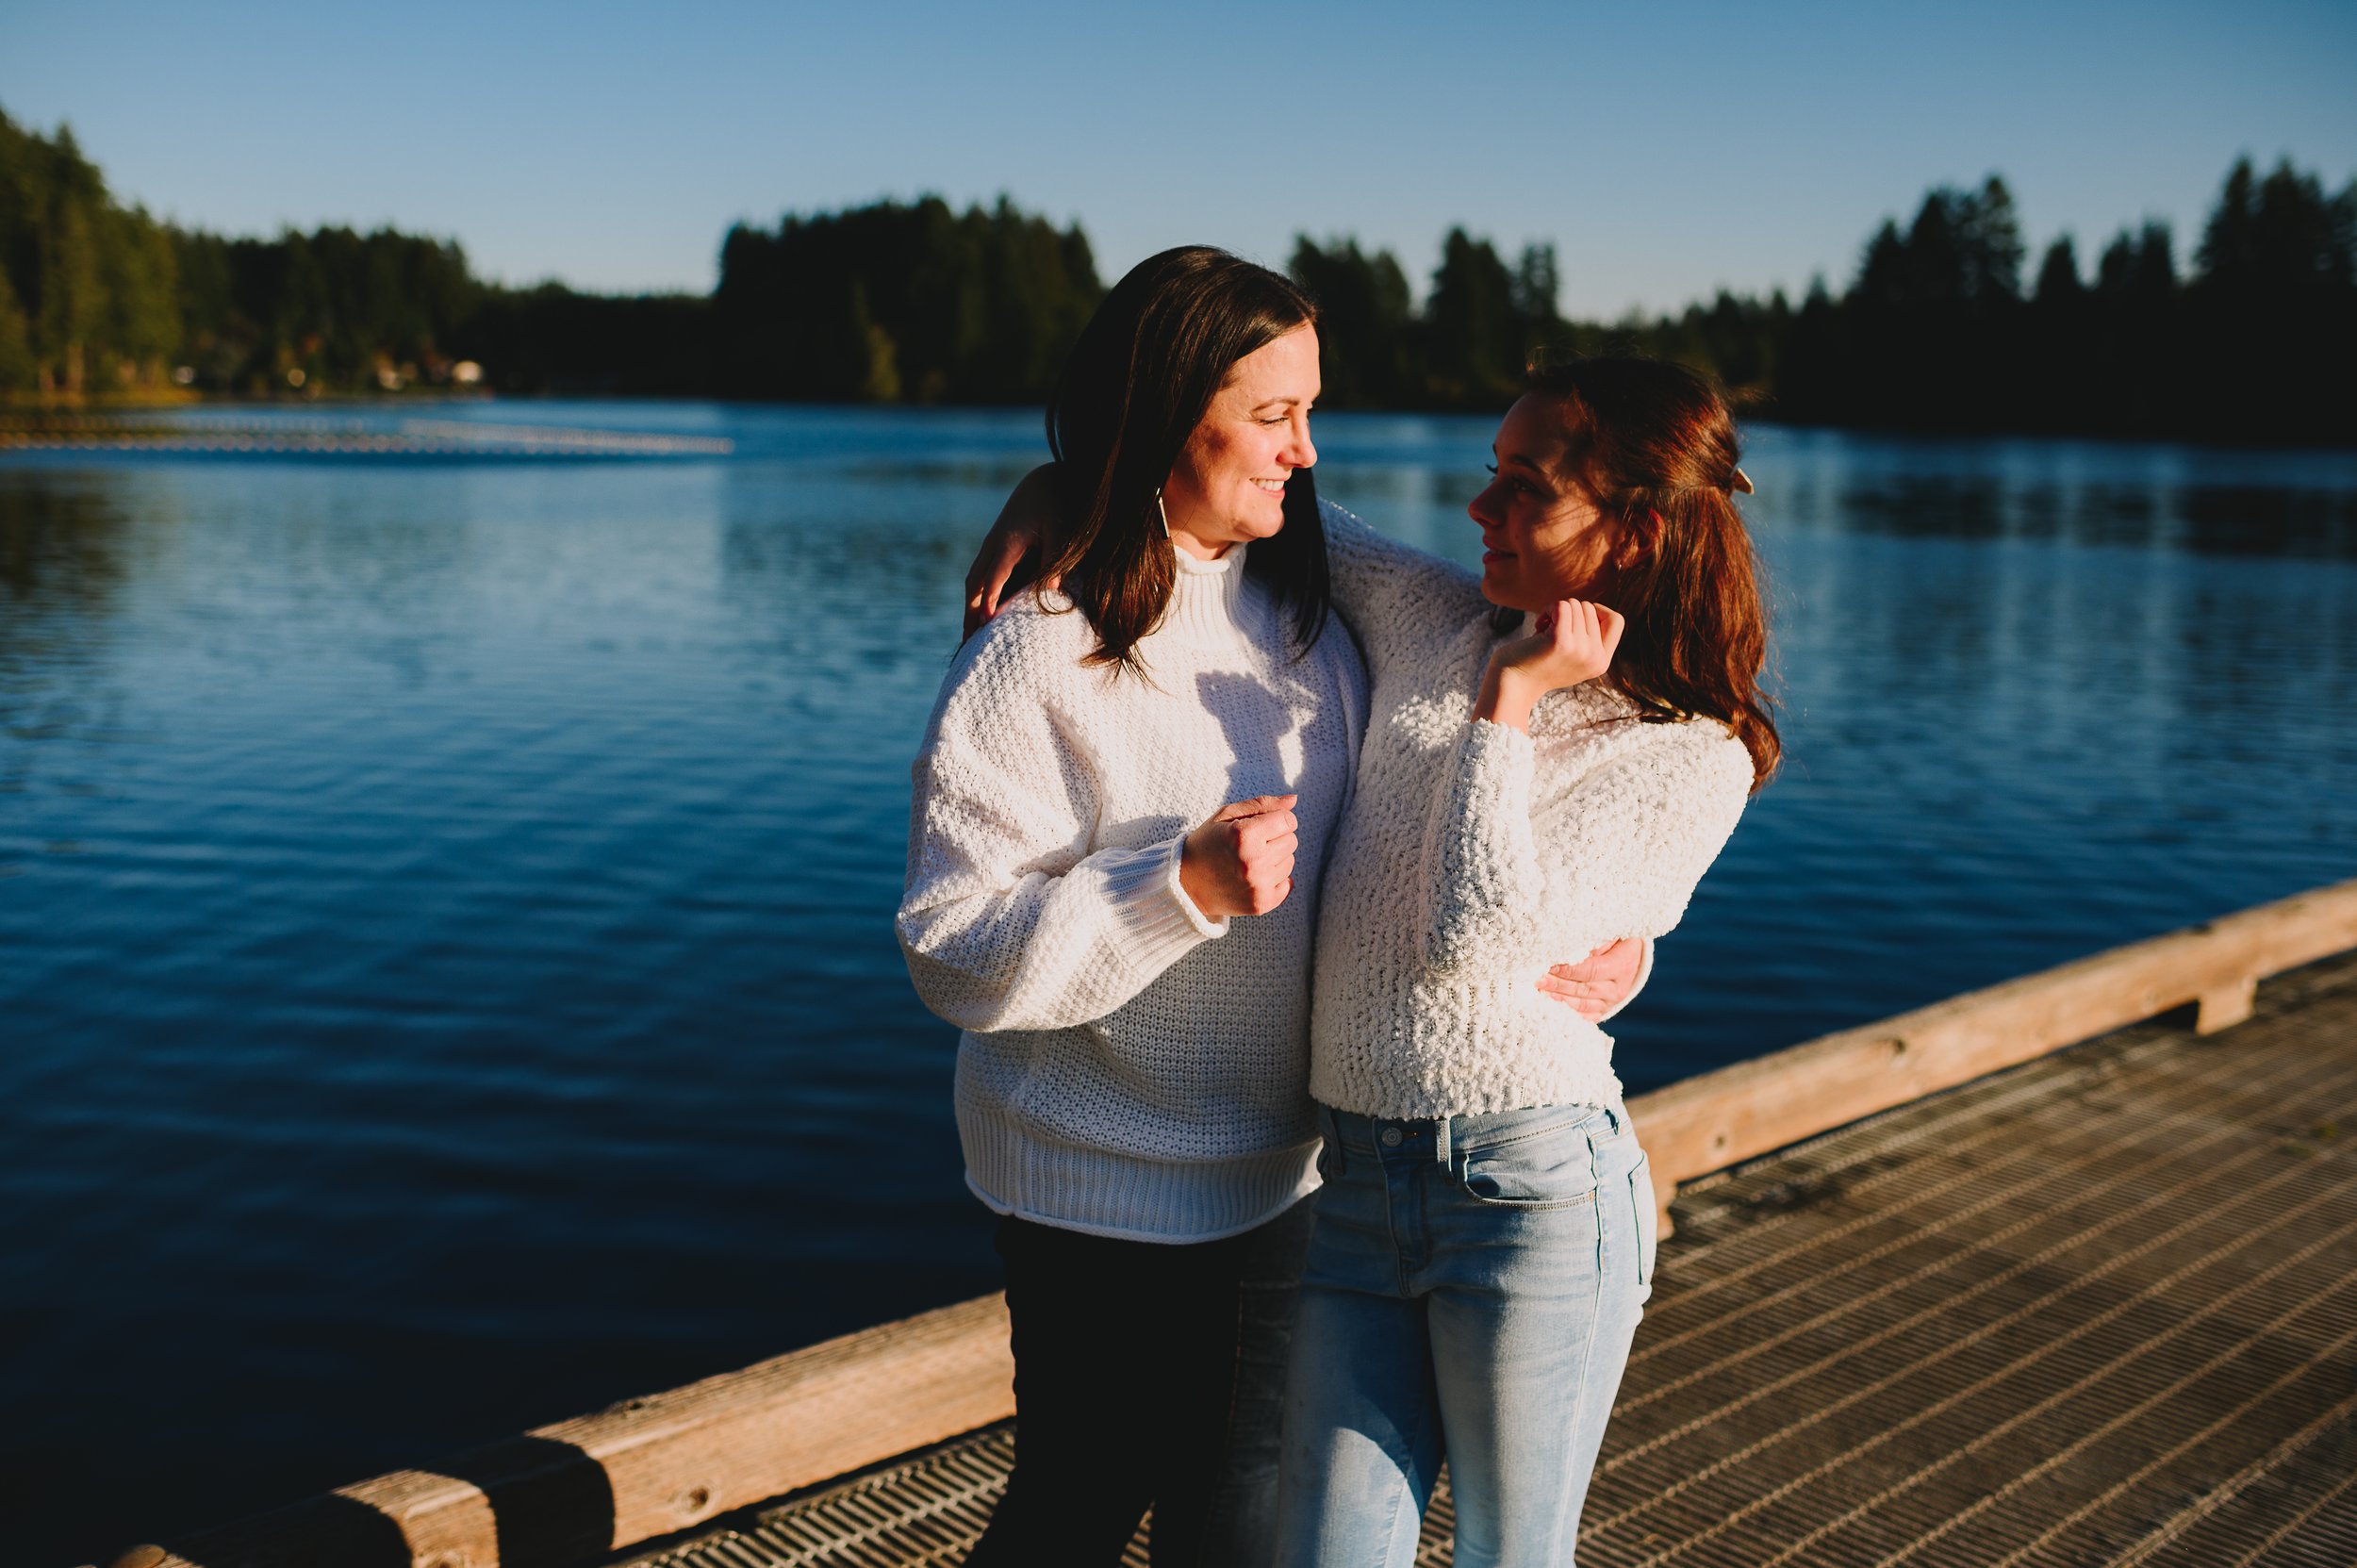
{"left": 1158, "top": 542, "right": 1257, "bottom": 648}
{"left": 1172, "top": 541, "right": 1244, "bottom": 575}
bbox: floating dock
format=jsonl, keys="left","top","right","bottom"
{"left": 91, "top": 880, "right": 2357, "bottom": 1568}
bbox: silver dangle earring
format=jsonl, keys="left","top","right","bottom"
{"left": 1154, "top": 487, "right": 1172, "bottom": 538}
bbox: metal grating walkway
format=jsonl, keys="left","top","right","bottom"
{"left": 618, "top": 951, "right": 2357, "bottom": 1567}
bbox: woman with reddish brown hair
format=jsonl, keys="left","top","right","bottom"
{"left": 1275, "top": 355, "right": 1774, "bottom": 1566}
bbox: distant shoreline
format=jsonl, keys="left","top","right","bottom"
{"left": 5, "top": 396, "right": 2352, "bottom": 458}
{"left": 7, "top": 107, "right": 2352, "bottom": 452}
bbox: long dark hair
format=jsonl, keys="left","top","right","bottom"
{"left": 1045, "top": 246, "right": 1330, "bottom": 672}
{"left": 1524, "top": 357, "right": 1781, "bottom": 787}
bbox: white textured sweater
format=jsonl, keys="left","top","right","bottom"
{"left": 1311, "top": 501, "right": 1756, "bottom": 1118}
{"left": 898, "top": 544, "right": 1367, "bottom": 1242}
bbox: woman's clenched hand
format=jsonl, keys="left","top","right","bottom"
{"left": 1178, "top": 795, "right": 1299, "bottom": 919}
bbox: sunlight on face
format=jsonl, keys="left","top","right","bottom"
{"left": 1162, "top": 324, "right": 1321, "bottom": 560}
{"left": 1466, "top": 393, "right": 1625, "bottom": 610}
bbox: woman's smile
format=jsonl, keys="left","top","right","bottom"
{"left": 1162, "top": 324, "right": 1321, "bottom": 559}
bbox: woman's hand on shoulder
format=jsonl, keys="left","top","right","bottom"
{"left": 964, "top": 463, "right": 1067, "bottom": 637}
{"left": 1475, "top": 599, "right": 1624, "bottom": 732}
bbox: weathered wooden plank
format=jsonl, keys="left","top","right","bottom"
{"left": 540, "top": 1289, "right": 1014, "bottom": 1547}
{"left": 1627, "top": 876, "right": 2357, "bottom": 1237}
{"left": 134, "top": 1293, "right": 1014, "bottom": 1568}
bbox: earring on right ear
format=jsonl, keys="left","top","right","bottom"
{"left": 1154, "top": 487, "right": 1172, "bottom": 538}
{"left": 1731, "top": 468, "right": 1755, "bottom": 495}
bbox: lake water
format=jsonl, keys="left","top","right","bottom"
{"left": 5, "top": 404, "right": 2355, "bottom": 1559}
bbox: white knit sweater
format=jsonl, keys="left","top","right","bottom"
{"left": 898, "top": 544, "right": 1368, "bottom": 1242}
{"left": 1311, "top": 501, "right": 1756, "bottom": 1118}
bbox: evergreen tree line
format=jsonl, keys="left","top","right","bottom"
{"left": 3, "top": 98, "right": 2351, "bottom": 445}
{"left": 1764, "top": 162, "right": 2356, "bottom": 444}
{"left": 1294, "top": 160, "right": 2356, "bottom": 444}
{"left": 1, "top": 108, "right": 489, "bottom": 396}
{"left": 0, "top": 107, "right": 1104, "bottom": 401}
{"left": 712, "top": 197, "right": 1100, "bottom": 401}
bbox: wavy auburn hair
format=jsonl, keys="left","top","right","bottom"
{"left": 1524, "top": 357, "right": 1780, "bottom": 787}
{"left": 1045, "top": 246, "right": 1330, "bottom": 673}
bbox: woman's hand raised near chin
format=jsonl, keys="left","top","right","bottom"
{"left": 964, "top": 463, "right": 1067, "bottom": 637}
{"left": 1178, "top": 795, "right": 1298, "bottom": 920}
{"left": 1475, "top": 599, "right": 1624, "bottom": 734}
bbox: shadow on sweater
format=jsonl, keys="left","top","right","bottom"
{"left": 1195, "top": 668, "right": 1323, "bottom": 808}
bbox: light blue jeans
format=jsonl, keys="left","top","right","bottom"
{"left": 1273, "top": 1101, "right": 1656, "bottom": 1567}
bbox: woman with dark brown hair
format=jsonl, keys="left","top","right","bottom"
{"left": 898, "top": 246, "right": 1367, "bottom": 1565}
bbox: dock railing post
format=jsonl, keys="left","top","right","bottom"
{"left": 2195, "top": 973, "right": 2259, "bottom": 1033}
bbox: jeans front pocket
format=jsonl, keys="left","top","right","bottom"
{"left": 1457, "top": 1114, "right": 1604, "bottom": 1210}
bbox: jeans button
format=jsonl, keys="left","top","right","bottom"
{"left": 1380, "top": 1127, "right": 1403, "bottom": 1147}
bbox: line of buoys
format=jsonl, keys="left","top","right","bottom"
{"left": 0, "top": 422, "right": 735, "bottom": 458}
{"left": 395, "top": 419, "right": 733, "bottom": 454}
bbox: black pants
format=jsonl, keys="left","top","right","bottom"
{"left": 965, "top": 1213, "right": 1268, "bottom": 1568}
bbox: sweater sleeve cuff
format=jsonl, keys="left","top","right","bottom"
{"left": 1098, "top": 834, "right": 1228, "bottom": 974}
{"left": 1468, "top": 713, "right": 1539, "bottom": 764}
{"left": 1598, "top": 936, "right": 1654, "bottom": 1023}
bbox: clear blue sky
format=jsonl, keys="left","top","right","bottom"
{"left": 4, "top": 0, "right": 2351, "bottom": 317}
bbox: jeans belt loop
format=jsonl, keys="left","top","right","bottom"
{"left": 1434, "top": 1114, "right": 1452, "bottom": 1170}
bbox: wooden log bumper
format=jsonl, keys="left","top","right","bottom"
{"left": 127, "top": 1294, "right": 1014, "bottom": 1568}
{"left": 1625, "top": 877, "right": 2357, "bottom": 1239}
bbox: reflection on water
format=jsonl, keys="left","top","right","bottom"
{"left": 1764, "top": 428, "right": 2357, "bottom": 558}
{"left": 3, "top": 404, "right": 2354, "bottom": 1560}
{"left": 1821, "top": 471, "right": 2357, "bottom": 556}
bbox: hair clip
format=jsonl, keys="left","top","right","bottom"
{"left": 1731, "top": 468, "right": 1755, "bottom": 495}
